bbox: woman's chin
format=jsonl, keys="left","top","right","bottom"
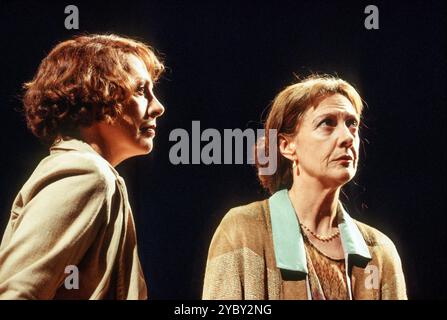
{"left": 127, "top": 139, "right": 153, "bottom": 157}
{"left": 140, "top": 142, "right": 153, "bottom": 155}
{"left": 327, "top": 169, "right": 356, "bottom": 187}
{"left": 138, "top": 136, "right": 154, "bottom": 153}
{"left": 340, "top": 172, "right": 356, "bottom": 184}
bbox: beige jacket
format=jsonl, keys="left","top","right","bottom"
{"left": 0, "top": 138, "right": 147, "bottom": 299}
{"left": 203, "top": 190, "right": 407, "bottom": 300}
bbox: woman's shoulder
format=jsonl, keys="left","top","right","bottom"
{"left": 39, "top": 150, "right": 117, "bottom": 184}
{"left": 354, "top": 219, "right": 397, "bottom": 247}
{"left": 209, "top": 199, "right": 272, "bottom": 256}
{"left": 353, "top": 219, "right": 403, "bottom": 263}
{"left": 221, "top": 199, "right": 269, "bottom": 225}
{"left": 19, "top": 150, "right": 117, "bottom": 202}
{"left": 215, "top": 199, "right": 270, "bottom": 240}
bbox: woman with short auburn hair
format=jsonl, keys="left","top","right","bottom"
{"left": 0, "top": 34, "right": 165, "bottom": 299}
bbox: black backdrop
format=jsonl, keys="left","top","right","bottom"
{"left": 0, "top": 0, "right": 445, "bottom": 299}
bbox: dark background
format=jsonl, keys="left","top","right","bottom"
{"left": 0, "top": 0, "right": 445, "bottom": 299}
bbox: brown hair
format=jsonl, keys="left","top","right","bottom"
{"left": 22, "top": 34, "right": 164, "bottom": 144}
{"left": 256, "top": 75, "right": 364, "bottom": 194}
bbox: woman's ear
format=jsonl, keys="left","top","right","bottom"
{"left": 278, "top": 133, "right": 297, "bottom": 162}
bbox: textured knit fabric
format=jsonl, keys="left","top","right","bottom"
{"left": 203, "top": 198, "right": 407, "bottom": 300}
{"left": 304, "top": 236, "right": 349, "bottom": 300}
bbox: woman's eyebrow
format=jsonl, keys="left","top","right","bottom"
{"left": 134, "top": 77, "right": 147, "bottom": 84}
{"left": 312, "top": 111, "right": 359, "bottom": 124}
{"left": 134, "top": 77, "right": 155, "bottom": 90}
{"left": 136, "top": 77, "right": 154, "bottom": 87}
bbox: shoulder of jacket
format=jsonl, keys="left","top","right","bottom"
{"left": 17, "top": 151, "right": 118, "bottom": 203}
{"left": 10, "top": 151, "right": 120, "bottom": 216}
{"left": 209, "top": 199, "right": 270, "bottom": 254}
{"left": 223, "top": 200, "right": 267, "bottom": 223}
{"left": 39, "top": 150, "right": 117, "bottom": 185}
{"left": 216, "top": 199, "right": 269, "bottom": 237}
{"left": 354, "top": 219, "right": 399, "bottom": 250}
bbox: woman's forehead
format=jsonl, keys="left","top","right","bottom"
{"left": 305, "top": 94, "right": 358, "bottom": 119}
{"left": 126, "top": 54, "right": 152, "bottom": 83}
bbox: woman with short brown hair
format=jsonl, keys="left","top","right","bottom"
{"left": 203, "top": 75, "right": 407, "bottom": 300}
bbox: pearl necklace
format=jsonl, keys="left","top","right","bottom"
{"left": 299, "top": 222, "right": 340, "bottom": 242}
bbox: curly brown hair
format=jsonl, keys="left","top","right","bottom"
{"left": 22, "top": 34, "right": 165, "bottom": 144}
{"left": 256, "top": 75, "right": 364, "bottom": 194}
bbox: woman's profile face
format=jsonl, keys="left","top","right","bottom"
{"left": 101, "top": 54, "right": 165, "bottom": 158}
{"left": 293, "top": 93, "right": 360, "bottom": 188}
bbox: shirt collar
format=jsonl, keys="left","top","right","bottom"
{"left": 49, "top": 137, "right": 120, "bottom": 177}
{"left": 268, "top": 189, "right": 371, "bottom": 273}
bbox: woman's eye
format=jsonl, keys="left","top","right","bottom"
{"left": 346, "top": 118, "right": 359, "bottom": 128}
{"left": 136, "top": 86, "right": 145, "bottom": 95}
{"left": 319, "top": 118, "right": 335, "bottom": 127}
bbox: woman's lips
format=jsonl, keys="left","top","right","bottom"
{"left": 140, "top": 125, "right": 156, "bottom": 137}
{"left": 334, "top": 155, "right": 353, "bottom": 161}
{"left": 337, "top": 159, "right": 352, "bottom": 163}
{"left": 334, "top": 155, "right": 354, "bottom": 166}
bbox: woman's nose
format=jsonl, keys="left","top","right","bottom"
{"left": 149, "top": 98, "right": 165, "bottom": 118}
{"left": 338, "top": 124, "right": 354, "bottom": 148}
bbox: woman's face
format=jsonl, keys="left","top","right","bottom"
{"left": 293, "top": 93, "right": 360, "bottom": 188}
{"left": 103, "top": 54, "right": 165, "bottom": 159}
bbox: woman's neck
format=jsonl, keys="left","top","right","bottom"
{"left": 288, "top": 176, "right": 341, "bottom": 235}
{"left": 79, "top": 125, "right": 123, "bottom": 167}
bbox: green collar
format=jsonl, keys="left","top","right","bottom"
{"left": 269, "top": 189, "right": 372, "bottom": 273}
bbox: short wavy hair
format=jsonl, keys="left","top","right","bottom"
{"left": 23, "top": 34, "right": 165, "bottom": 144}
{"left": 256, "top": 75, "right": 364, "bottom": 194}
